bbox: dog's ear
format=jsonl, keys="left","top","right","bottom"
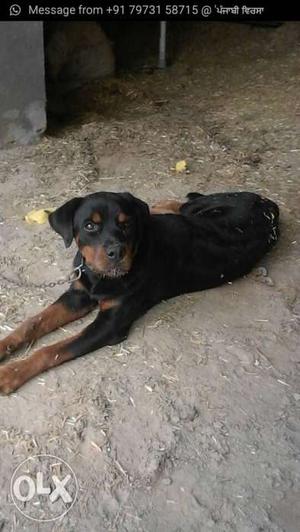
{"left": 49, "top": 197, "right": 82, "bottom": 248}
{"left": 121, "top": 193, "right": 150, "bottom": 219}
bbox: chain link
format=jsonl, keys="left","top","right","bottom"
{"left": 0, "top": 257, "right": 83, "bottom": 291}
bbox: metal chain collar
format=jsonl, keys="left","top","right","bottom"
{"left": 0, "top": 258, "right": 84, "bottom": 291}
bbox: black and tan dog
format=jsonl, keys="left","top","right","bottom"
{"left": 0, "top": 191, "right": 279, "bottom": 393}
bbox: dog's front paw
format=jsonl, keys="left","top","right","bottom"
{"left": 0, "top": 363, "right": 23, "bottom": 394}
{"left": 0, "top": 340, "right": 16, "bottom": 362}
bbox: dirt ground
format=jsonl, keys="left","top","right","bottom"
{"left": 0, "top": 22, "right": 300, "bottom": 531}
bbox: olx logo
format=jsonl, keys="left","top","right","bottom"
{"left": 10, "top": 454, "right": 78, "bottom": 522}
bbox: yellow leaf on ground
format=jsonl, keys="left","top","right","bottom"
{"left": 175, "top": 160, "right": 187, "bottom": 173}
{"left": 25, "top": 208, "right": 55, "bottom": 225}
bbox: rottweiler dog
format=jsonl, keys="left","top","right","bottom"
{"left": 0, "top": 191, "right": 279, "bottom": 393}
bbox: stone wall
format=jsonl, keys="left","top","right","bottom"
{"left": 0, "top": 21, "right": 46, "bottom": 149}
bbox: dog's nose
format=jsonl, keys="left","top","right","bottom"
{"left": 106, "top": 243, "right": 125, "bottom": 261}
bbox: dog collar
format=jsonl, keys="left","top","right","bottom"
{"left": 71, "top": 257, "right": 86, "bottom": 281}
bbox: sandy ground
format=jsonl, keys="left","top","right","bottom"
{"left": 0, "top": 22, "right": 300, "bottom": 531}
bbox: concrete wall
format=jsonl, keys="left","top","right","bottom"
{"left": 0, "top": 22, "right": 46, "bottom": 149}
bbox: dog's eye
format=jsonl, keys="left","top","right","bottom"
{"left": 119, "top": 219, "right": 132, "bottom": 231}
{"left": 84, "top": 221, "right": 98, "bottom": 232}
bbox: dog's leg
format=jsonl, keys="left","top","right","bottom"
{"left": 0, "top": 282, "right": 95, "bottom": 362}
{"left": 150, "top": 199, "right": 183, "bottom": 215}
{"left": 0, "top": 303, "right": 130, "bottom": 394}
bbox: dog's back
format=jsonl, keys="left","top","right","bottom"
{"left": 181, "top": 191, "right": 279, "bottom": 250}
{"left": 154, "top": 191, "right": 280, "bottom": 293}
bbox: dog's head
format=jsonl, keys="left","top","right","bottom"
{"left": 49, "top": 192, "right": 150, "bottom": 278}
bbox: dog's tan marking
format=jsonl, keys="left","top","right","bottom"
{"left": 150, "top": 200, "right": 183, "bottom": 215}
{"left": 91, "top": 212, "right": 102, "bottom": 223}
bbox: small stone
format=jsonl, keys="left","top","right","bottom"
{"left": 264, "top": 276, "right": 274, "bottom": 286}
{"left": 293, "top": 393, "right": 300, "bottom": 401}
{"left": 162, "top": 477, "right": 172, "bottom": 486}
{"left": 255, "top": 266, "right": 268, "bottom": 277}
